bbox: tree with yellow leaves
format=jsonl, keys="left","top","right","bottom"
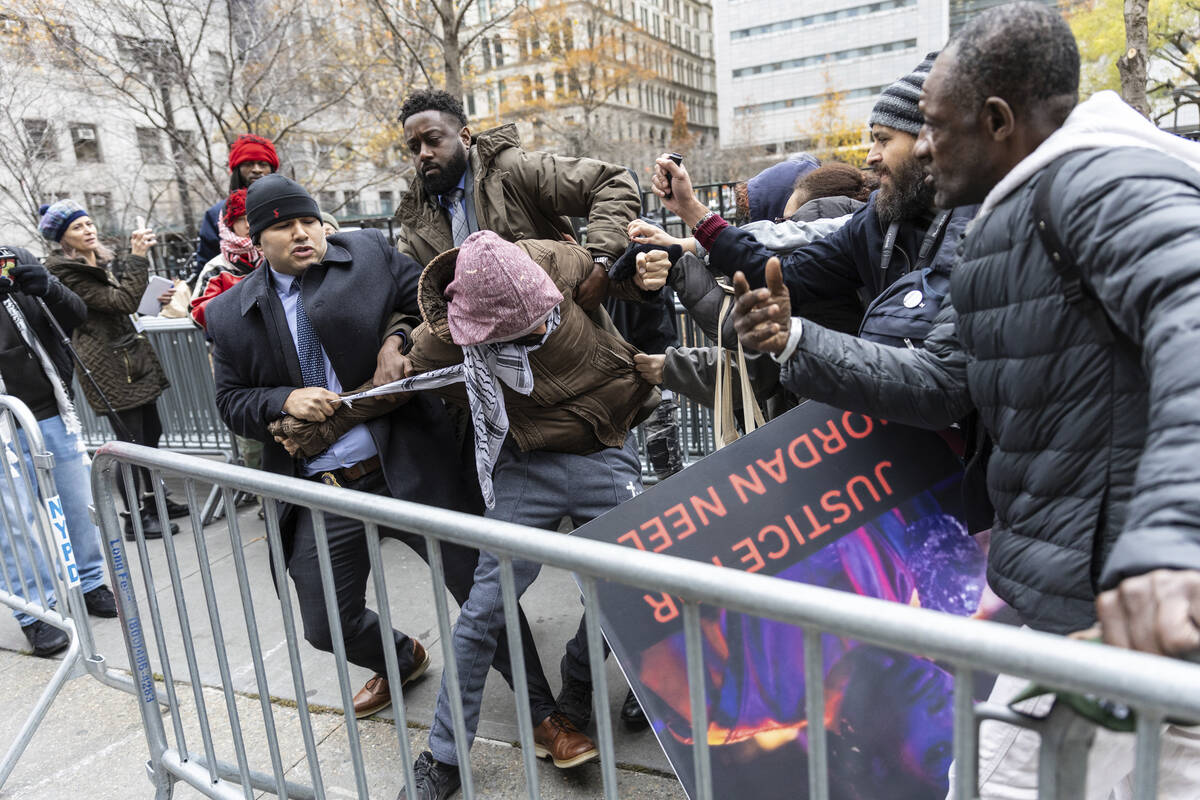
{"left": 1068, "top": 0, "right": 1199, "bottom": 122}
{"left": 669, "top": 100, "right": 695, "bottom": 154}
{"left": 803, "top": 69, "right": 869, "bottom": 166}
{"left": 497, "top": 1, "right": 661, "bottom": 159}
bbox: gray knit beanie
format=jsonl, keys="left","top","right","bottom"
{"left": 869, "top": 52, "right": 939, "bottom": 135}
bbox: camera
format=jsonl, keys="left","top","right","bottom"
{"left": 0, "top": 247, "right": 17, "bottom": 281}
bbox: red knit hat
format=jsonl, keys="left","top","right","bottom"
{"left": 228, "top": 134, "right": 279, "bottom": 171}
{"left": 222, "top": 189, "right": 248, "bottom": 227}
{"left": 446, "top": 232, "right": 563, "bottom": 346}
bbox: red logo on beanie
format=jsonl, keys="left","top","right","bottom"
{"left": 273, "top": 209, "right": 280, "bottom": 218}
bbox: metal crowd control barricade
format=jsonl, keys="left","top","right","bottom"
{"left": 91, "top": 442, "right": 1200, "bottom": 800}
{"left": 0, "top": 395, "right": 137, "bottom": 788}
{"left": 73, "top": 315, "right": 237, "bottom": 523}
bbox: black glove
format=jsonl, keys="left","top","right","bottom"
{"left": 10, "top": 263, "right": 51, "bottom": 297}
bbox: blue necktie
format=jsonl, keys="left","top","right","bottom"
{"left": 444, "top": 187, "right": 470, "bottom": 246}
{"left": 294, "top": 281, "right": 326, "bottom": 389}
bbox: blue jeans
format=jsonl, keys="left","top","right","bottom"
{"left": 0, "top": 415, "right": 107, "bottom": 626}
{"left": 428, "top": 435, "right": 643, "bottom": 765}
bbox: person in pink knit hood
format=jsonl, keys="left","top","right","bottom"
{"left": 271, "top": 230, "right": 668, "bottom": 798}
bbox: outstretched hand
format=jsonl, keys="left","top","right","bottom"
{"left": 732, "top": 257, "right": 792, "bottom": 355}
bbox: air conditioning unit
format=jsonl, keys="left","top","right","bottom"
{"left": 75, "top": 128, "right": 96, "bottom": 141}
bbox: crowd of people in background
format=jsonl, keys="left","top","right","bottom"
{"left": 2, "top": 2, "right": 1200, "bottom": 799}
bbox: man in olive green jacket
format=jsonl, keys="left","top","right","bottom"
{"left": 392, "top": 89, "right": 640, "bottom": 314}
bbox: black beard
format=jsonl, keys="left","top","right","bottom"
{"left": 875, "top": 158, "right": 935, "bottom": 224}
{"left": 419, "top": 145, "right": 469, "bottom": 195}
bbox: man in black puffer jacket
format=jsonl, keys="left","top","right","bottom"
{"left": 734, "top": 4, "right": 1200, "bottom": 797}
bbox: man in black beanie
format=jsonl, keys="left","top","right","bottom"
{"left": 205, "top": 174, "right": 557, "bottom": 729}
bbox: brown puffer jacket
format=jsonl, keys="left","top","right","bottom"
{"left": 45, "top": 254, "right": 168, "bottom": 413}
{"left": 270, "top": 240, "right": 657, "bottom": 456}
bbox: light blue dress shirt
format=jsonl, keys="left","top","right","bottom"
{"left": 270, "top": 268, "right": 378, "bottom": 476}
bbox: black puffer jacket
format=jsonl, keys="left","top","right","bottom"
{"left": 777, "top": 147, "right": 1200, "bottom": 634}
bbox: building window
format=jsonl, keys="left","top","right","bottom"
{"left": 84, "top": 192, "right": 113, "bottom": 232}
{"left": 318, "top": 190, "right": 338, "bottom": 213}
{"left": 24, "top": 119, "right": 58, "bottom": 161}
{"left": 136, "top": 127, "right": 164, "bottom": 163}
{"left": 344, "top": 190, "right": 361, "bottom": 216}
{"left": 521, "top": 75, "right": 533, "bottom": 104}
{"left": 731, "top": 0, "right": 915, "bottom": 40}
{"left": 209, "top": 49, "right": 229, "bottom": 92}
{"left": 493, "top": 35, "right": 504, "bottom": 66}
{"left": 465, "top": 92, "right": 477, "bottom": 117}
{"left": 482, "top": 40, "right": 492, "bottom": 69}
{"left": 534, "top": 74, "right": 546, "bottom": 102}
{"left": 71, "top": 123, "right": 101, "bottom": 162}
{"left": 378, "top": 190, "right": 394, "bottom": 215}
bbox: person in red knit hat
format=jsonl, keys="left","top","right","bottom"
{"left": 189, "top": 189, "right": 262, "bottom": 328}
{"left": 190, "top": 133, "right": 279, "bottom": 277}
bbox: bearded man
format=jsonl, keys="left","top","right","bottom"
{"left": 654, "top": 53, "right": 975, "bottom": 318}
{"left": 391, "top": 89, "right": 638, "bottom": 313}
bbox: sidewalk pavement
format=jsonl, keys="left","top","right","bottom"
{"left": 0, "top": 489, "right": 687, "bottom": 799}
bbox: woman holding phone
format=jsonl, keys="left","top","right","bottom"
{"left": 39, "top": 199, "right": 183, "bottom": 540}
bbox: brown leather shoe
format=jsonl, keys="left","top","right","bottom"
{"left": 353, "top": 673, "right": 391, "bottom": 718}
{"left": 404, "top": 639, "right": 431, "bottom": 685}
{"left": 533, "top": 710, "right": 600, "bottom": 768}
{"left": 352, "top": 640, "right": 431, "bottom": 719}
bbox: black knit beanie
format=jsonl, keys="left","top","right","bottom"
{"left": 869, "top": 52, "right": 939, "bottom": 135}
{"left": 245, "top": 174, "right": 321, "bottom": 242}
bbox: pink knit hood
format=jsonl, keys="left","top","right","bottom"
{"left": 445, "top": 230, "right": 564, "bottom": 346}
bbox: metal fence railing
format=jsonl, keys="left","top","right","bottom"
{"left": 70, "top": 310, "right": 717, "bottom": 491}
{"left": 87, "top": 441, "right": 1200, "bottom": 800}
{"left": 0, "top": 396, "right": 138, "bottom": 789}
{"left": 72, "top": 316, "right": 236, "bottom": 523}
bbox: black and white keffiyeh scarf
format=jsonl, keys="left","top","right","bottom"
{"left": 343, "top": 305, "right": 561, "bottom": 507}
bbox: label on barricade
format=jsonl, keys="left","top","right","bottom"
{"left": 574, "top": 401, "right": 1015, "bottom": 800}
{"left": 45, "top": 495, "right": 81, "bottom": 588}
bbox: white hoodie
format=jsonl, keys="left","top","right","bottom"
{"left": 977, "top": 90, "right": 1200, "bottom": 220}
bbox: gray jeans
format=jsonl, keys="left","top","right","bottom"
{"left": 428, "top": 435, "right": 642, "bottom": 765}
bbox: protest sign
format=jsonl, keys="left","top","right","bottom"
{"left": 574, "top": 401, "right": 1004, "bottom": 799}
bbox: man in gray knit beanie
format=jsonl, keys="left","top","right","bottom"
{"left": 870, "top": 52, "right": 938, "bottom": 136}
{"left": 867, "top": 51, "right": 940, "bottom": 223}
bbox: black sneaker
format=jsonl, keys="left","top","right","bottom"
{"left": 146, "top": 494, "right": 191, "bottom": 519}
{"left": 83, "top": 585, "right": 118, "bottom": 618}
{"left": 621, "top": 687, "right": 649, "bottom": 731}
{"left": 555, "top": 670, "right": 594, "bottom": 731}
{"left": 21, "top": 620, "right": 69, "bottom": 657}
{"left": 396, "top": 751, "right": 460, "bottom": 800}
{"left": 124, "top": 511, "right": 180, "bottom": 542}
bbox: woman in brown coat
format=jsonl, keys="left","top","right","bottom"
{"left": 39, "top": 199, "right": 182, "bottom": 539}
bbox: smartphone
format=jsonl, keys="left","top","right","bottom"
{"left": 0, "top": 247, "right": 16, "bottom": 281}
{"left": 663, "top": 153, "right": 684, "bottom": 200}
